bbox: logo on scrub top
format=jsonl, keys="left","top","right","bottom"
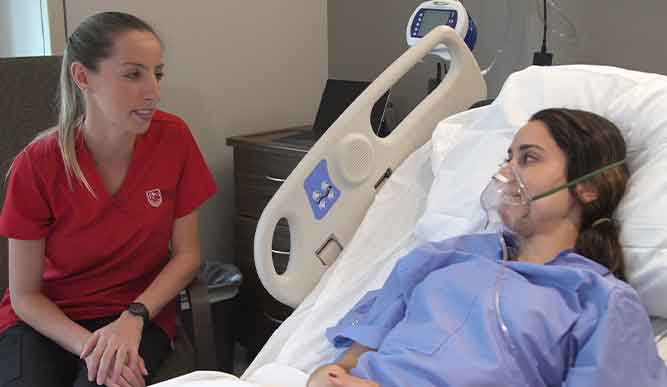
{"left": 145, "top": 188, "right": 162, "bottom": 208}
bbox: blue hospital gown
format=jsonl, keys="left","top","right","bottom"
{"left": 325, "top": 233, "right": 667, "bottom": 386}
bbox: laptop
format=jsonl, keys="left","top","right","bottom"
{"left": 275, "top": 79, "right": 391, "bottom": 146}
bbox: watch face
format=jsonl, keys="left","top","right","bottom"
{"left": 128, "top": 303, "right": 149, "bottom": 321}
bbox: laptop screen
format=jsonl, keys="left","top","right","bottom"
{"left": 312, "top": 79, "right": 390, "bottom": 136}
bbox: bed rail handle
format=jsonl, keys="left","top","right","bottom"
{"left": 255, "top": 26, "right": 486, "bottom": 307}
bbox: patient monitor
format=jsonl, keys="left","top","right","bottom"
{"left": 407, "top": 1, "right": 477, "bottom": 60}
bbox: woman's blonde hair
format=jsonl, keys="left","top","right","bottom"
{"left": 52, "top": 12, "right": 160, "bottom": 195}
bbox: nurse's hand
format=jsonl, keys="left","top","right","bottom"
{"left": 104, "top": 363, "right": 146, "bottom": 387}
{"left": 308, "top": 364, "right": 379, "bottom": 387}
{"left": 80, "top": 312, "right": 149, "bottom": 386}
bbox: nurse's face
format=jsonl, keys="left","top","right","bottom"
{"left": 79, "top": 29, "right": 164, "bottom": 135}
{"left": 498, "top": 120, "right": 579, "bottom": 237}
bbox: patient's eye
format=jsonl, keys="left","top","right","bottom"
{"left": 124, "top": 70, "right": 140, "bottom": 80}
{"left": 520, "top": 152, "right": 538, "bottom": 165}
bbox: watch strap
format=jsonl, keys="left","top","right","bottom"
{"left": 127, "top": 302, "right": 150, "bottom": 326}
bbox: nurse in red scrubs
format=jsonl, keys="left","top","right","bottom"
{"left": 0, "top": 11, "right": 216, "bottom": 387}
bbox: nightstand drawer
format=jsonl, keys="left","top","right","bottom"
{"left": 233, "top": 145, "right": 307, "bottom": 219}
{"left": 235, "top": 215, "right": 290, "bottom": 275}
{"left": 235, "top": 215, "right": 292, "bottom": 321}
{"left": 227, "top": 128, "right": 310, "bottom": 360}
{"left": 234, "top": 174, "right": 284, "bottom": 219}
{"left": 234, "top": 145, "right": 304, "bottom": 181}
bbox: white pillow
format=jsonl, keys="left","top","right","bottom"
{"left": 415, "top": 65, "right": 667, "bottom": 319}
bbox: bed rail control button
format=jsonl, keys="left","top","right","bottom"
{"left": 304, "top": 160, "right": 341, "bottom": 220}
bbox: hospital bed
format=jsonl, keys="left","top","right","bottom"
{"left": 154, "top": 26, "right": 667, "bottom": 386}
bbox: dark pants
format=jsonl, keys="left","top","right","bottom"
{"left": 0, "top": 316, "right": 172, "bottom": 387}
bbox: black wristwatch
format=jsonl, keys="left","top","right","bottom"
{"left": 127, "top": 302, "right": 150, "bottom": 326}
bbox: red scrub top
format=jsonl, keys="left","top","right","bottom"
{"left": 0, "top": 110, "right": 217, "bottom": 339}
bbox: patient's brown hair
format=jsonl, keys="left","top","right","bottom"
{"left": 531, "top": 108, "right": 629, "bottom": 280}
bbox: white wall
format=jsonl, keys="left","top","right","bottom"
{"left": 45, "top": 0, "right": 66, "bottom": 55}
{"left": 329, "top": 1, "right": 667, "bottom": 107}
{"left": 326, "top": 0, "right": 535, "bottom": 120}
{"left": 0, "top": 0, "right": 49, "bottom": 57}
{"left": 467, "top": 0, "right": 534, "bottom": 97}
{"left": 65, "top": 1, "right": 329, "bottom": 262}
{"left": 0, "top": 0, "right": 66, "bottom": 57}
{"left": 461, "top": 1, "right": 667, "bottom": 96}
{"left": 0, "top": 2, "right": 10, "bottom": 56}
{"left": 554, "top": 1, "right": 667, "bottom": 74}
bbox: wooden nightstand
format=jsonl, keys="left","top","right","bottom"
{"left": 226, "top": 127, "right": 313, "bottom": 359}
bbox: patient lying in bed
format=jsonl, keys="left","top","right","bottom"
{"left": 308, "top": 108, "right": 667, "bottom": 387}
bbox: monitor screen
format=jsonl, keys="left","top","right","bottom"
{"left": 313, "top": 79, "right": 390, "bottom": 136}
{"left": 418, "top": 9, "right": 454, "bottom": 37}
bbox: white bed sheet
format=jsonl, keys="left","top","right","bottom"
{"left": 151, "top": 132, "right": 440, "bottom": 386}
{"left": 244, "top": 137, "right": 437, "bottom": 378}
{"left": 154, "top": 66, "right": 667, "bottom": 386}
{"left": 242, "top": 83, "right": 667, "bottom": 380}
{"left": 151, "top": 364, "right": 308, "bottom": 387}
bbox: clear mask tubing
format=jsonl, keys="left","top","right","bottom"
{"left": 483, "top": 158, "right": 626, "bottom": 356}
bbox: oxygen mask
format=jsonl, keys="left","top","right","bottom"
{"left": 482, "top": 158, "right": 628, "bottom": 235}
{"left": 480, "top": 162, "right": 532, "bottom": 260}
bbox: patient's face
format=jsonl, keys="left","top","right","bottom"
{"left": 500, "top": 120, "right": 579, "bottom": 236}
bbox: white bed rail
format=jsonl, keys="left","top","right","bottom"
{"left": 254, "top": 26, "right": 486, "bottom": 307}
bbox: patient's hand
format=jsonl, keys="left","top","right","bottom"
{"left": 308, "top": 364, "right": 379, "bottom": 387}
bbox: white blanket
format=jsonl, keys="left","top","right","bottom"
{"left": 151, "top": 364, "right": 308, "bottom": 387}
{"left": 244, "top": 140, "right": 435, "bottom": 377}
{"left": 155, "top": 65, "right": 667, "bottom": 386}
{"left": 152, "top": 140, "right": 436, "bottom": 386}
